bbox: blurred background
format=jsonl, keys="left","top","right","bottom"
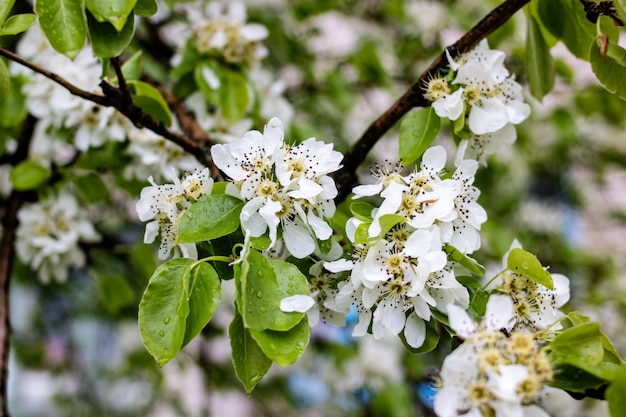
{"left": 3, "top": 0, "right": 626, "bottom": 416}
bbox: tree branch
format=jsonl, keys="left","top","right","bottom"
{"left": 0, "top": 114, "right": 37, "bottom": 417}
{"left": 334, "top": 0, "right": 532, "bottom": 201}
{"left": 0, "top": 47, "right": 220, "bottom": 179}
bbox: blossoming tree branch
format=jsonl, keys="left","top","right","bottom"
{"left": 0, "top": 0, "right": 626, "bottom": 417}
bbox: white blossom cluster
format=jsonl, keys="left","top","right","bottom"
{"left": 15, "top": 192, "right": 100, "bottom": 283}
{"left": 135, "top": 168, "right": 214, "bottom": 260}
{"left": 425, "top": 40, "right": 530, "bottom": 163}
{"left": 435, "top": 296, "right": 555, "bottom": 417}
{"left": 184, "top": 0, "right": 268, "bottom": 66}
{"left": 493, "top": 241, "right": 571, "bottom": 333}
{"left": 14, "top": 27, "right": 129, "bottom": 157}
{"left": 211, "top": 117, "right": 343, "bottom": 259}
{"left": 323, "top": 146, "right": 486, "bottom": 348}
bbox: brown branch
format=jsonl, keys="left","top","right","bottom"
{"left": 0, "top": 47, "right": 220, "bottom": 178}
{"left": 0, "top": 114, "right": 37, "bottom": 417}
{"left": 109, "top": 56, "right": 133, "bottom": 106}
{"left": 334, "top": 0, "right": 532, "bottom": 201}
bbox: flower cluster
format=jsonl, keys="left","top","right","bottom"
{"left": 189, "top": 1, "right": 268, "bottom": 66}
{"left": 15, "top": 27, "right": 129, "bottom": 156}
{"left": 494, "top": 241, "right": 571, "bottom": 333}
{"left": 136, "top": 168, "right": 214, "bottom": 260}
{"left": 211, "top": 117, "right": 343, "bottom": 259}
{"left": 324, "top": 146, "right": 486, "bottom": 347}
{"left": 435, "top": 296, "right": 554, "bottom": 417}
{"left": 15, "top": 192, "right": 100, "bottom": 283}
{"left": 425, "top": 40, "right": 530, "bottom": 162}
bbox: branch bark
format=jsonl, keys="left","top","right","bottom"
{"left": 333, "top": 0, "right": 532, "bottom": 201}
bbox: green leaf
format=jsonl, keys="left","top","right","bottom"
{"left": 376, "top": 214, "right": 406, "bottom": 238}
{"left": 86, "top": 9, "right": 134, "bottom": 58}
{"left": 548, "top": 322, "right": 622, "bottom": 381}
{"left": 182, "top": 262, "right": 222, "bottom": 346}
{"left": 526, "top": 14, "right": 554, "bottom": 101}
{"left": 249, "top": 317, "right": 310, "bottom": 367}
{"left": 597, "top": 16, "right": 619, "bottom": 42}
{"left": 134, "top": 0, "right": 157, "bottom": 16}
{"left": 85, "top": 0, "right": 137, "bottom": 32}
{"left": 370, "top": 382, "right": 413, "bottom": 417}
{"left": 398, "top": 107, "right": 440, "bottom": 166}
{"left": 444, "top": 245, "right": 486, "bottom": 276}
{"left": 219, "top": 67, "right": 250, "bottom": 123}
{"left": 127, "top": 80, "right": 172, "bottom": 126}
{"left": 10, "top": 161, "right": 50, "bottom": 190}
{"left": 536, "top": 0, "right": 595, "bottom": 60}
{"left": 35, "top": 0, "right": 86, "bottom": 59}
{"left": 0, "top": 59, "right": 8, "bottom": 102}
{"left": 350, "top": 202, "right": 376, "bottom": 222}
{"left": 590, "top": 38, "right": 626, "bottom": 101}
{"left": 353, "top": 220, "right": 373, "bottom": 245}
{"left": 178, "top": 194, "right": 243, "bottom": 243}
{"left": 194, "top": 61, "right": 250, "bottom": 123}
{"left": 469, "top": 288, "right": 490, "bottom": 318}
{"left": 72, "top": 172, "right": 110, "bottom": 203}
{"left": 138, "top": 258, "right": 192, "bottom": 367}
{"left": 267, "top": 259, "right": 310, "bottom": 330}
{"left": 122, "top": 51, "right": 142, "bottom": 81}
{"left": 607, "top": 364, "right": 626, "bottom": 417}
{"left": 0, "top": 74, "right": 27, "bottom": 127}
{"left": 239, "top": 250, "right": 309, "bottom": 332}
{"left": 229, "top": 310, "right": 272, "bottom": 393}
{"left": 506, "top": 248, "right": 553, "bottom": 289}
{"left": 0, "top": 13, "right": 36, "bottom": 35}
{"left": 0, "top": 0, "right": 15, "bottom": 25}
{"left": 549, "top": 322, "right": 604, "bottom": 366}
{"left": 96, "top": 273, "right": 135, "bottom": 314}
{"left": 549, "top": 363, "right": 608, "bottom": 392}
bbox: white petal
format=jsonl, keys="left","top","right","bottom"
{"left": 263, "top": 117, "right": 284, "bottom": 155}
{"left": 240, "top": 24, "right": 268, "bottom": 41}
{"left": 324, "top": 259, "right": 353, "bottom": 273}
{"left": 447, "top": 303, "right": 476, "bottom": 338}
{"left": 404, "top": 312, "right": 426, "bottom": 348}
{"left": 352, "top": 183, "right": 383, "bottom": 198}
{"left": 484, "top": 294, "right": 514, "bottom": 331}
{"left": 142, "top": 220, "right": 160, "bottom": 244}
{"left": 551, "top": 273, "right": 570, "bottom": 308}
{"left": 280, "top": 295, "right": 315, "bottom": 313}
{"left": 352, "top": 309, "right": 372, "bottom": 337}
{"left": 283, "top": 221, "right": 315, "bottom": 258}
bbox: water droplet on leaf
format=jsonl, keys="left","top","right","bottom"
{"left": 163, "top": 316, "right": 171, "bottom": 324}
{"left": 159, "top": 331, "right": 165, "bottom": 337}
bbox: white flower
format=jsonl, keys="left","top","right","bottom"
{"left": 212, "top": 117, "right": 342, "bottom": 259}
{"left": 430, "top": 40, "right": 530, "bottom": 138}
{"left": 436, "top": 296, "right": 555, "bottom": 417}
{"left": 368, "top": 146, "right": 458, "bottom": 237}
{"left": 493, "top": 240, "right": 571, "bottom": 332}
{"left": 136, "top": 169, "right": 213, "bottom": 260}
{"left": 438, "top": 158, "right": 487, "bottom": 254}
{"left": 125, "top": 127, "right": 204, "bottom": 182}
{"left": 448, "top": 294, "right": 515, "bottom": 339}
{"left": 15, "top": 192, "right": 100, "bottom": 283}
{"left": 455, "top": 124, "right": 517, "bottom": 166}
{"left": 189, "top": 0, "right": 268, "bottom": 65}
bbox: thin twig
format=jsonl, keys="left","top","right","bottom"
{"left": 0, "top": 114, "right": 37, "bottom": 417}
{"left": 334, "top": 0, "right": 532, "bottom": 201}
{"left": 0, "top": 47, "right": 219, "bottom": 176}
{"left": 109, "top": 56, "right": 133, "bottom": 106}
